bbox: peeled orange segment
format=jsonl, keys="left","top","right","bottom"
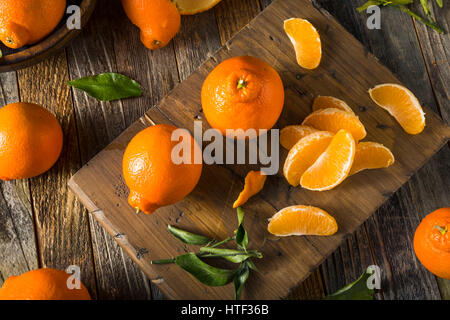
{"left": 172, "top": 0, "right": 222, "bottom": 15}
{"left": 312, "top": 96, "right": 355, "bottom": 115}
{"left": 349, "top": 142, "right": 395, "bottom": 175}
{"left": 284, "top": 18, "right": 321, "bottom": 70}
{"left": 368, "top": 83, "right": 425, "bottom": 134}
{"left": 302, "top": 108, "right": 367, "bottom": 141}
{"left": 283, "top": 131, "right": 334, "bottom": 186}
{"left": 280, "top": 125, "right": 319, "bottom": 150}
{"left": 268, "top": 205, "right": 338, "bottom": 237}
{"left": 233, "top": 170, "right": 267, "bottom": 208}
{"left": 300, "top": 129, "right": 355, "bottom": 191}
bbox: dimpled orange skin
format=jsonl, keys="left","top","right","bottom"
{"left": 201, "top": 56, "right": 284, "bottom": 137}
{"left": 123, "top": 124, "right": 203, "bottom": 214}
{"left": 0, "top": 0, "right": 66, "bottom": 49}
{"left": 413, "top": 208, "right": 450, "bottom": 279}
{"left": 121, "top": 0, "right": 181, "bottom": 50}
{"left": 0, "top": 102, "right": 63, "bottom": 181}
{"left": 0, "top": 268, "right": 91, "bottom": 300}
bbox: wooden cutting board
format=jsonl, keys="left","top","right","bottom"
{"left": 68, "top": 0, "right": 450, "bottom": 299}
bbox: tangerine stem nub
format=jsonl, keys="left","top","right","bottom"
{"left": 237, "top": 79, "right": 247, "bottom": 89}
{"left": 434, "top": 225, "right": 448, "bottom": 236}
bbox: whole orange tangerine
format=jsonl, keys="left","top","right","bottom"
{"left": 0, "top": 0, "right": 66, "bottom": 49}
{"left": 201, "top": 56, "right": 284, "bottom": 138}
{"left": 0, "top": 102, "right": 63, "bottom": 180}
{"left": 123, "top": 124, "right": 203, "bottom": 214}
{"left": 413, "top": 207, "right": 450, "bottom": 279}
{"left": 0, "top": 268, "right": 91, "bottom": 300}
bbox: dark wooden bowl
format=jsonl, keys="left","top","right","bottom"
{"left": 0, "top": 0, "right": 97, "bottom": 72}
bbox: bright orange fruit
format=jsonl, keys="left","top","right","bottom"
{"left": 0, "top": 268, "right": 91, "bottom": 300}
{"left": 283, "top": 131, "right": 334, "bottom": 186}
{"left": 233, "top": 170, "right": 267, "bottom": 208}
{"left": 300, "top": 129, "right": 355, "bottom": 191}
{"left": 0, "top": 102, "right": 63, "bottom": 180}
{"left": 0, "top": 0, "right": 66, "bottom": 49}
{"left": 280, "top": 125, "right": 319, "bottom": 150}
{"left": 268, "top": 205, "right": 338, "bottom": 237}
{"left": 302, "top": 108, "right": 367, "bottom": 141}
{"left": 172, "top": 0, "right": 222, "bottom": 15}
{"left": 414, "top": 208, "right": 450, "bottom": 279}
{"left": 121, "top": 0, "right": 181, "bottom": 50}
{"left": 284, "top": 18, "right": 322, "bottom": 69}
{"left": 312, "top": 96, "right": 354, "bottom": 115}
{"left": 350, "top": 142, "right": 395, "bottom": 175}
{"left": 123, "top": 124, "right": 203, "bottom": 214}
{"left": 201, "top": 56, "right": 284, "bottom": 138}
{"left": 368, "top": 83, "right": 425, "bottom": 134}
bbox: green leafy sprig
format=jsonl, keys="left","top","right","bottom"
{"left": 326, "top": 268, "right": 376, "bottom": 300}
{"left": 357, "top": 0, "right": 445, "bottom": 34}
{"left": 152, "top": 207, "right": 262, "bottom": 300}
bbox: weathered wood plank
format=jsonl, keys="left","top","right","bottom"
{"left": 66, "top": 0, "right": 174, "bottom": 299}
{"left": 69, "top": 0, "right": 450, "bottom": 299}
{"left": 0, "top": 72, "right": 38, "bottom": 286}
{"left": 16, "top": 53, "right": 98, "bottom": 298}
{"left": 315, "top": 0, "right": 448, "bottom": 299}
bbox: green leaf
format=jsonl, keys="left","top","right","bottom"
{"left": 357, "top": 1, "right": 382, "bottom": 12}
{"left": 199, "top": 247, "right": 253, "bottom": 263}
{"left": 246, "top": 259, "right": 259, "bottom": 272}
{"left": 420, "top": 0, "right": 431, "bottom": 16}
{"left": 168, "top": 225, "right": 212, "bottom": 245}
{"left": 391, "top": 0, "right": 414, "bottom": 4}
{"left": 175, "top": 253, "right": 237, "bottom": 287}
{"left": 435, "top": 0, "right": 443, "bottom": 8}
{"left": 235, "top": 207, "right": 248, "bottom": 250}
{"left": 326, "top": 269, "right": 375, "bottom": 300}
{"left": 67, "top": 72, "right": 142, "bottom": 101}
{"left": 234, "top": 263, "right": 250, "bottom": 300}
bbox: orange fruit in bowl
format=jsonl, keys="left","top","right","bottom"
{"left": 172, "top": 0, "right": 223, "bottom": 15}
{"left": 302, "top": 108, "right": 367, "bottom": 141}
{"left": 283, "top": 131, "right": 333, "bottom": 187}
{"left": 0, "top": 268, "right": 91, "bottom": 300}
{"left": 279, "top": 125, "right": 319, "bottom": 150}
{"left": 413, "top": 208, "right": 450, "bottom": 279}
{"left": 368, "top": 83, "right": 425, "bottom": 134}
{"left": 284, "top": 18, "right": 321, "bottom": 70}
{"left": 233, "top": 170, "right": 267, "bottom": 208}
{"left": 123, "top": 124, "right": 202, "bottom": 215}
{"left": 201, "top": 56, "right": 284, "bottom": 138}
{"left": 0, "top": 102, "right": 63, "bottom": 181}
{"left": 268, "top": 205, "right": 338, "bottom": 237}
{"left": 121, "top": 0, "right": 181, "bottom": 50}
{"left": 349, "top": 142, "right": 395, "bottom": 175}
{"left": 312, "top": 96, "right": 354, "bottom": 115}
{"left": 300, "top": 129, "right": 355, "bottom": 191}
{"left": 0, "top": 0, "right": 66, "bottom": 49}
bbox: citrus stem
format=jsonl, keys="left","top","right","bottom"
{"left": 237, "top": 79, "right": 247, "bottom": 89}
{"left": 209, "top": 236, "right": 235, "bottom": 248}
{"left": 434, "top": 225, "right": 448, "bottom": 236}
{"left": 151, "top": 258, "right": 176, "bottom": 264}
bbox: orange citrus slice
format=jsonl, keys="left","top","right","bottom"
{"left": 283, "top": 131, "right": 334, "bottom": 186}
{"left": 284, "top": 18, "right": 321, "bottom": 70}
{"left": 172, "top": 0, "right": 222, "bottom": 15}
{"left": 268, "top": 205, "right": 338, "bottom": 236}
{"left": 302, "top": 108, "right": 367, "bottom": 141}
{"left": 233, "top": 170, "right": 267, "bottom": 208}
{"left": 349, "top": 142, "right": 395, "bottom": 175}
{"left": 312, "top": 96, "right": 354, "bottom": 115}
{"left": 368, "top": 83, "right": 425, "bottom": 134}
{"left": 300, "top": 129, "right": 355, "bottom": 191}
{"left": 280, "top": 125, "right": 319, "bottom": 150}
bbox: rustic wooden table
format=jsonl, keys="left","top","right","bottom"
{"left": 0, "top": 0, "right": 448, "bottom": 300}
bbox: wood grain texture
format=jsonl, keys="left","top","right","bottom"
{"left": 69, "top": 0, "right": 450, "bottom": 299}
{"left": 315, "top": 0, "right": 449, "bottom": 299}
{"left": 0, "top": 72, "right": 39, "bottom": 285}
{"left": 16, "top": 52, "right": 98, "bottom": 298}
